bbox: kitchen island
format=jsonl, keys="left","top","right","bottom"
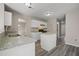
{"left": 0, "top": 36, "right": 36, "bottom": 56}
{"left": 41, "top": 33, "right": 56, "bottom": 51}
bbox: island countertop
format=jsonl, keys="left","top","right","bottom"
{"left": 0, "top": 36, "right": 36, "bottom": 51}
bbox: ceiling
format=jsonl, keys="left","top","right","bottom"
{"left": 5, "top": 3, "right": 79, "bottom": 21}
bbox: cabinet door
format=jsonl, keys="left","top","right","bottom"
{"left": 4, "top": 11, "right": 12, "bottom": 26}
{"left": 0, "top": 4, "right": 4, "bottom": 33}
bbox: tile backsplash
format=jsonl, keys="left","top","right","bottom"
{"left": 0, "top": 32, "right": 5, "bottom": 38}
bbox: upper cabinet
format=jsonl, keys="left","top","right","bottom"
{"left": 4, "top": 11, "right": 12, "bottom": 26}
{"left": 0, "top": 4, "right": 4, "bottom": 33}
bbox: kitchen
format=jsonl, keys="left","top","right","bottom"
{"left": 0, "top": 3, "right": 69, "bottom": 56}
{"left": 0, "top": 3, "right": 36, "bottom": 56}
{"left": 0, "top": 3, "right": 54, "bottom": 56}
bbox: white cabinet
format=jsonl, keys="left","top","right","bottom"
{"left": 4, "top": 11, "right": 12, "bottom": 26}
{"left": 41, "top": 34, "right": 56, "bottom": 51}
{"left": 0, "top": 43, "right": 35, "bottom": 56}
{"left": 0, "top": 4, "right": 4, "bottom": 33}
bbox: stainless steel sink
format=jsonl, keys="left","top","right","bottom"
{"left": 8, "top": 34, "right": 20, "bottom": 37}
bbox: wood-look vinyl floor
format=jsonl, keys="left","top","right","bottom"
{"left": 35, "top": 40, "right": 47, "bottom": 56}
{"left": 44, "top": 44, "right": 79, "bottom": 56}
{"left": 35, "top": 38, "right": 79, "bottom": 56}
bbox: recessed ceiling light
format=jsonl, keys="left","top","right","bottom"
{"left": 45, "top": 11, "right": 54, "bottom": 16}
{"left": 45, "top": 13, "right": 51, "bottom": 16}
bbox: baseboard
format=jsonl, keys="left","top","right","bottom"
{"left": 65, "top": 42, "right": 79, "bottom": 47}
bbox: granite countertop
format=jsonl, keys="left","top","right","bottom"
{"left": 0, "top": 36, "right": 36, "bottom": 51}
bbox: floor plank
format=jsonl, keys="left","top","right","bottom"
{"left": 35, "top": 38, "right": 79, "bottom": 56}
{"left": 45, "top": 44, "right": 79, "bottom": 56}
{"left": 35, "top": 40, "right": 47, "bottom": 56}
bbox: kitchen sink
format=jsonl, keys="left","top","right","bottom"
{"left": 8, "top": 34, "right": 20, "bottom": 37}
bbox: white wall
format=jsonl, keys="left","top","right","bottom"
{"left": 0, "top": 43, "right": 35, "bottom": 56}
{"left": 65, "top": 8, "right": 79, "bottom": 47}
{"left": 0, "top": 4, "right": 4, "bottom": 33}
{"left": 47, "top": 18, "right": 57, "bottom": 34}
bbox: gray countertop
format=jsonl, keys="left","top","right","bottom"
{"left": 0, "top": 36, "right": 36, "bottom": 51}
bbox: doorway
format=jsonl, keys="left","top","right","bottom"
{"left": 57, "top": 16, "right": 65, "bottom": 45}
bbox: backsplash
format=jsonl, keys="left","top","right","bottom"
{"left": 0, "top": 32, "right": 5, "bottom": 38}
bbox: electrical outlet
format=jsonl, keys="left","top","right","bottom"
{"left": 75, "top": 39, "right": 77, "bottom": 41}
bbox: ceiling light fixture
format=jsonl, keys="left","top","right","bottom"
{"left": 45, "top": 13, "right": 51, "bottom": 16}
{"left": 25, "top": 3, "right": 32, "bottom": 8}
{"left": 45, "top": 11, "right": 54, "bottom": 16}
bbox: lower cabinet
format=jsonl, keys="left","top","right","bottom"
{"left": 0, "top": 43, "right": 35, "bottom": 56}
